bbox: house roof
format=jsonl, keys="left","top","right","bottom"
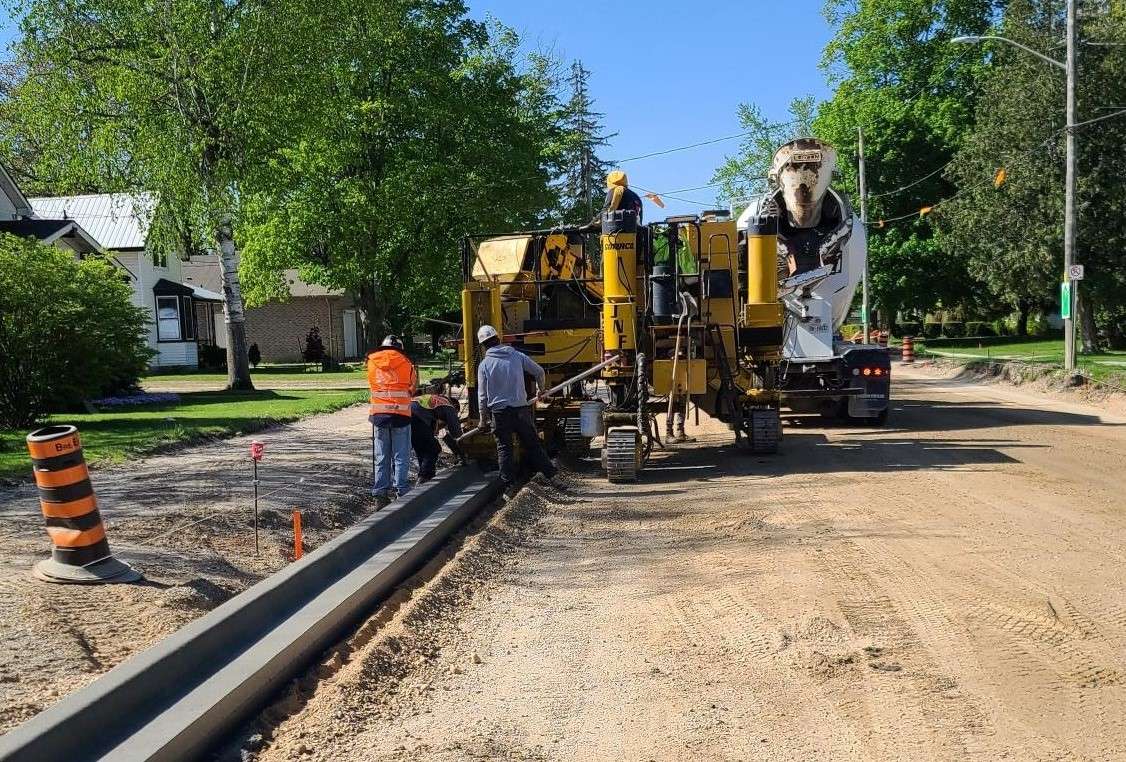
{"left": 190, "top": 284, "right": 224, "bottom": 303}
{"left": 153, "top": 278, "right": 195, "bottom": 297}
{"left": 0, "top": 218, "right": 103, "bottom": 252}
{"left": 182, "top": 254, "right": 344, "bottom": 298}
{"left": 0, "top": 164, "right": 32, "bottom": 217}
{"left": 28, "top": 192, "right": 156, "bottom": 250}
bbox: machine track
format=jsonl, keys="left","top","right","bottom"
{"left": 745, "top": 408, "right": 782, "bottom": 454}
{"left": 604, "top": 426, "right": 641, "bottom": 482}
{"left": 562, "top": 418, "right": 592, "bottom": 458}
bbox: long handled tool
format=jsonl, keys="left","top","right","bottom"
{"left": 456, "top": 354, "right": 622, "bottom": 444}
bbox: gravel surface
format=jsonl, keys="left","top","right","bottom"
{"left": 0, "top": 403, "right": 379, "bottom": 734}
{"left": 247, "top": 367, "right": 1126, "bottom": 761}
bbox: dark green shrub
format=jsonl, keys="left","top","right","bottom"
{"left": 199, "top": 343, "right": 228, "bottom": 370}
{"left": 897, "top": 321, "right": 921, "bottom": 337}
{"left": 924, "top": 322, "right": 943, "bottom": 339}
{"left": 942, "top": 321, "right": 965, "bottom": 337}
{"left": 302, "top": 327, "right": 325, "bottom": 362}
{"left": 248, "top": 343, "right": 262, "bottom": 368}
{"left": 0, "top": 234, "right": 152, "bottom": 427}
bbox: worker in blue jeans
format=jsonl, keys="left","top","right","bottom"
{"left": 475, "top": 324, "right": 558, "bottom": 500}
{"left": 367, "top": 335, "right": 417, "bottom": 508}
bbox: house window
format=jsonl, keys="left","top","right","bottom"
{"left": 180, "top": 296, "right": 195, "bottom": 340}
{"left": 156, "top": 296, "right": 182, "bottom": 341}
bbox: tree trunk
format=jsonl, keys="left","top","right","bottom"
{"left": 1077, "top": 290, "right": 1098, "bottom": 354}
{"left": 216, "top": 218, "right": 254, "bottom": 390}
{"left": 1016, "top": 298, "right": 1030, "bottom": 337}
{"left": 355, "top": 278, "right": 387, "bottom": 357}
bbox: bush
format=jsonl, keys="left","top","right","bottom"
{"left": 896, "top": 321, "right": 921, "bottom": 337}
{"left": 302, "top": 327, "right": 325, "bottom": 363}
{"left": 965, "top": 321, "right": 996, "bottom": 337}
{"left": 0, "top": 235, "right": 152, "bottom": 427}
{"left": 198, "top": 343, "right": 228, "bottom": 371}
{"left": 942, "top": 321, "right": 965, "bottom": 338}
{"left": 924, "top": 322, "right": 943, "bottom": 339}
{"left": 248, "top": 343, "right": 262, "bottom": 368}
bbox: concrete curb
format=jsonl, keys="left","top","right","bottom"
{"left": 0, "top": 467, "right": 503, "bottom": 762}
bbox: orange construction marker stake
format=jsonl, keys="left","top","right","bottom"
{"left": 292, "top": 510, "right": 303, "bottom": 560}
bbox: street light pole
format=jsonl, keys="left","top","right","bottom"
{"left": 953, "top": 19, "right": 1077, "bottom": 373}
{"left": 1063, "top": 0, "right": 1078, "bottom": 373}
{"left": 857, "top": 126, "right": 870, "bottom": 343}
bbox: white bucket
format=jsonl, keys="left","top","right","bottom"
{"left": 579, "top": 400, "right": 605, "bottom": 438}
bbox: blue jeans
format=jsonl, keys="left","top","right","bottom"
{"left": 372, "top": 423, "right": 411, "bottom": 498}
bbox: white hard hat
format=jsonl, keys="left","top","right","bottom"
{"left": 477, "top": 324, "right": 498, "bottom": 344}
{"left": 381, "top": 334, "right": 404, "bottom": 349}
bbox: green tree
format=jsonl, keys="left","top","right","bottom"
{"left": 946, "top": 1, "right": 1126, "bottom": 348}
{"left": 813, "top": 0, "right": 995, "bottom": 325}
{"left": 1, "top": 0, "right": 331, "bottom": 390}
{"left": 556, "top": 61, "right": 616, "bottom": 224}
{"left": 939, "top": 0, "right": 1064, "bottom": 336}
{"left": 239, "top": 6, "right": 560, "bottom": 347}
{"left": 0, "top": 235, "right": 151, "bottom": 427}
{"left": 711, "top": 97, "right": 818, "bottom": 214}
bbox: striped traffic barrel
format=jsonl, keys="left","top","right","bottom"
{"left": 902, "top": 336, "right": 915, "bottom": 364}
{"left": 26, "top": 425, "right": 140, "bottom": 584}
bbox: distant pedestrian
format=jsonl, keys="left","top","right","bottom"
{"left": 411, "top": 393, "right": 464, "bottom": 484}
{"left": 367, "top": 335, "right": 417, "bottom": 508}
{"left": 475, "top": 324, "right": 557, "bottom": 499}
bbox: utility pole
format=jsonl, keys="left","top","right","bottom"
{"left": 857, "top": 126, "right": 870, "bottom": 343}
{"left": 1063, "top": 0, "right": 1078, "bottom": 374}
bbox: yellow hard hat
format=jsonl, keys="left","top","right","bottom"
{"left": 606, "top": 170, "right": 628, "bottom": 188}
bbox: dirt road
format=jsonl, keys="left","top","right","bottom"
{"left": 249, "top": 368, "right": 1126, "bottom": 760}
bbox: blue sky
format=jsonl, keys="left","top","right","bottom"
{"left": 1, "top": 1, "right": 835, "bottom": 217}
{"left": 467, "top": 0, "right": 835, "bottom": 215}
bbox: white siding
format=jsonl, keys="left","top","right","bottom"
{"left": 0, "top": 193, "right": 17, "bottom": 220}
{"left": 153, "top": 341, "right": 198, "bottom": 368}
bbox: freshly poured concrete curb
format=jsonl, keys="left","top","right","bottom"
{"left": 0, "top": 467, "right": 502, "bottom": 762}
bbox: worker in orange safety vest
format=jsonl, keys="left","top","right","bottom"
{"left": 367, "top": 335, "right": 417, "bottom": 508}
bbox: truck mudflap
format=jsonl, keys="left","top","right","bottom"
{"left": 840, "top": 345, "right": 891, "bottom": 419}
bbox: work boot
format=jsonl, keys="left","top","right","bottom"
{"left": 502, "top": 485, "right": 520, "bottom": 503}
{"left": 374, "top": 493, "right": 391, "bottom": 510}
{"left": 674, "top": 428, "right": 694, "bottom": 444}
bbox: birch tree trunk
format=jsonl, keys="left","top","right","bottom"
{"left": 217, "top": 217, "right": 255, "bottom": 390}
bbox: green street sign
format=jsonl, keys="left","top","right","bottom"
{"left": 1060, "top": 281, "right": 1072, "bottom": 320}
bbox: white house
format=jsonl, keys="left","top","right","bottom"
{"left": 0, "top": 165, "right": 102, "bottom": 258}
{"left": 27, "top": 193, "right": 223, "bottom": 369}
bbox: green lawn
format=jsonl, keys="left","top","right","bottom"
{"left": 919, "top": 338, "right": 1126, "bottom": 383}
{"left": 143, "top": 363, "right": 450, "bottom": 389}
{"left": 0, "top": 389, "right": 365, "bottom": 482}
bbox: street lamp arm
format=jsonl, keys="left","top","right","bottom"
{"left": 952, "top": 34, "right": 1066, "bottom": 70}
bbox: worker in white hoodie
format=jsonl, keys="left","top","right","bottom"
{"left": 475, "top": 324, "right": 558, "bottom": 498}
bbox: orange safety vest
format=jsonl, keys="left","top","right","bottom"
{"left": 367, "top": 349, "right": 417, "bottom": 418}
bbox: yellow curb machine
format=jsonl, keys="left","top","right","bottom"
{"left": 457, "top": 202, "right": 785, "bottom": 483}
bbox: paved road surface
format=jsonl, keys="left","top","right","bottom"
{"left": 256, "top": 367, "right": 1126, "bottom": 761}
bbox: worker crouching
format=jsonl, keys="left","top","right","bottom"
{"left": 411, "top": 393, "right": 465, "bottom": 484}
{"left": 368, "top": 335, "right": 418, "bottom": 509}
{"left": 475, "top": 324, "right": 558, "bottom": 499}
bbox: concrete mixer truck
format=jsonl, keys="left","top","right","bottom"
{"left": 738, "top": 138, "right": 891, "bottom": 425}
